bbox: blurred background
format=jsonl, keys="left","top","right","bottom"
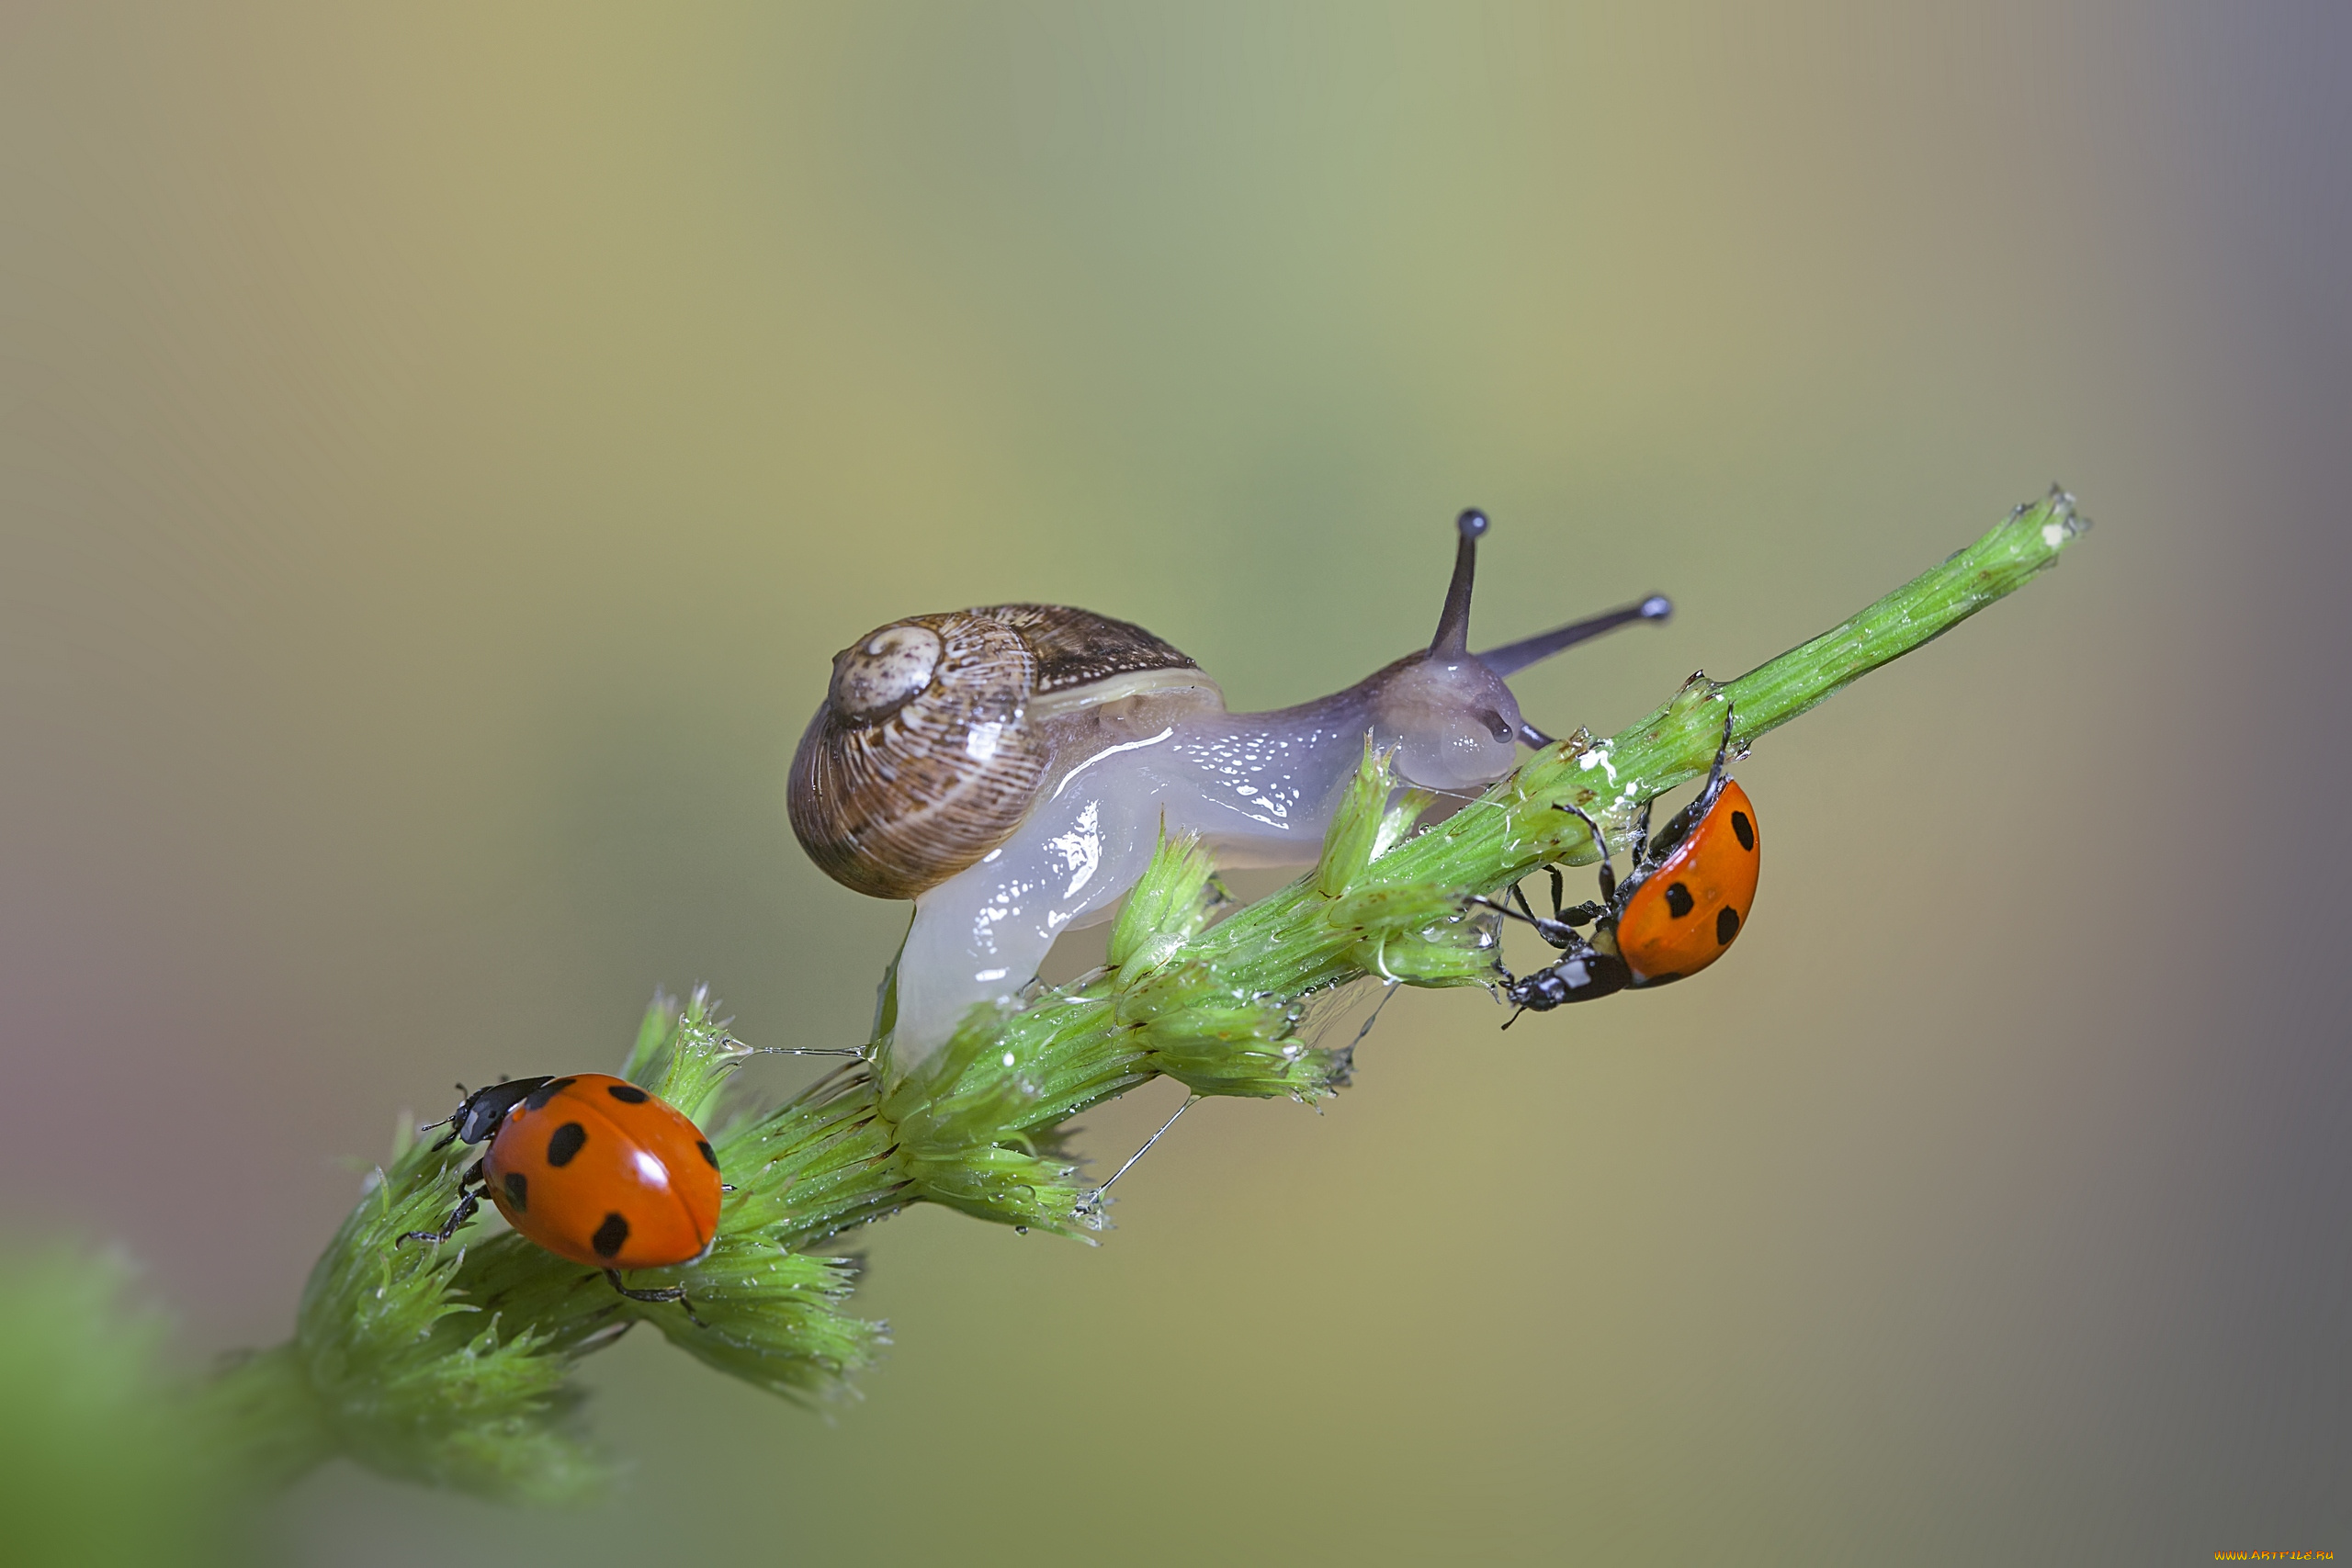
{"left": 3, "top": 3, "right": 2346, "bottom": 1562}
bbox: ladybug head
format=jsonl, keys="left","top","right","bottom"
{"left": 433, "top": 1076, "right": 555, "bottom": 1148}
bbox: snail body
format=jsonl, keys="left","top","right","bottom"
{"left": 788, "top": 512, "right": 1670, "bottom": 1073}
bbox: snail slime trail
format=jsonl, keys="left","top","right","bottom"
{"left": 787, "top": 511, "right": 1673, "bottom": 1074}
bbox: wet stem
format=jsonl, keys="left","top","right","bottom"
{"left": 195, "top": 489, "right": 2088, "bottom": 1502}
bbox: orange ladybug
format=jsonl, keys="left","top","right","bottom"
{"left": 400, "top": 1073, "right": 721, "bottom": 1312}
{"left": 1488, "top": 703, "right": 1758, "bottom": 1019}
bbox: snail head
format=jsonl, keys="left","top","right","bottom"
{"left": 1365, "top": 508, "right": 1672, "bottom": 791}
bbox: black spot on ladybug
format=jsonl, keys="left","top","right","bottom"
{"left": 592, "top": 1213, "right": 629, "bottom": 1258}
{"left": 605, "top": 1083, "right": 650, "bottom": 1104}
{"left": 523, "top": 1077, "right": 577, "bottom": 1111}
{"left": 1716, "top": 907, "right": 1740, "bottom": 944}
{"left": 1731, "top": 810, "right": 1755, "bottom": 852}
{"left": 1664, "top": 882, "right": 1695, "bottom": 918}
{"left": 546, "top": 1122, "right": 588, "bottom": 1167}
{"left": 696, "top": 1139, "right": 718, "bottom": 1168}
{"left": 502, "top": 1171, "right": 528, "bottom": 1212}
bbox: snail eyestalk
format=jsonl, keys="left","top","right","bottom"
{"left": 1478, "top": 592, "right": 1673, "bottom": 676}
{"left": 1430, "top": 507, "right": 1488, "bottom": 657}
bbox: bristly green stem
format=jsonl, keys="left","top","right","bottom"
{"left": 197, "top": 488, "right": 2088, "bottom": 1501}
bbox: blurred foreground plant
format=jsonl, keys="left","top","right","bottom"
{"left": 0, "top": 1252, "right": 243, "bottom": 1566}
{"left": 71, "top": 490, "right": 2084, "bottom": 1517}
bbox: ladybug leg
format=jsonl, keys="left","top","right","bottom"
{"left": 603, "top": 1270, "right": 704, "bottom": 1326}
{"left": 398, "top": 1160, "right": 488, "bottom": 1247}
{"left": 1533, "top": 882, "right": 1603, "bottom": 931}
{"left": 1477, "top": 794, "right": 1619, "bottom": 945}
{"left": 394, "top": 1190, "right": 475, "bottom": 1247}
{"left": 1706, "top": 699, "right": 1736, "bottom": 790}
{"left": 1485, "top": 797, "right": 1635, "bottom": 1021}
{"left": 1492, "top": 897, "right": 1636, "bottom": 1018}
{"left": 1510, "top": 881, "right": 1586, "bottom": 944}
{"left": 1634, "top": 702, "right": 1736, "bottom": 872}
{"left": 1471, "top": 883, "right": 1585, "bottom": 948}
{"left": 601, "top": 1270, "right": 685, "bottom": 1303}
{"left": 1548, "top": 799, "right": 1618, "bottom": 906}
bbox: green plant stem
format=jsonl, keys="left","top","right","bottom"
{"left": 199, "top": 488, "right": 2086, "bottom": 1501}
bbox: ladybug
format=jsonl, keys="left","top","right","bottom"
{"left": 1488, "top": 703, "right": 1758, "bottom": 1021}
{"left": 399, "top": 1073, "right": 722, "bottom": 1312}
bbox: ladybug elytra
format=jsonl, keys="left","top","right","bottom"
{"left": 399, "top": 1072, "right": 722, "bottom": 1313}
{"left": 1488, "top": 702, "right": 1758, "bottom": 1021}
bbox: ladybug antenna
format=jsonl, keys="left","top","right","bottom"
{"left": 1477, "top": 593, "right": 1672, "bottom": 678}
{"left": 1430, "top": 509, "right": 1487, "bottom": 659}
{"left": 416, "top": 1086, "right": 469, "bottom": 1139}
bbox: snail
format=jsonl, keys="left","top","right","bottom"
{"left": 788, "top": 510, "right": 1670, "bottom": 1073}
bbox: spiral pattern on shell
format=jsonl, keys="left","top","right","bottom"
{"left": 788, "top": 604, "right": 1200, "bottom": 900}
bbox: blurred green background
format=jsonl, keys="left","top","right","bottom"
{"left": 3, "top": 3, "right": 2346, "bottom": 1562}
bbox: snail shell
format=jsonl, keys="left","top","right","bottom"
{"left": 787, "top": 604, "right": 1216, "bottom": 899}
